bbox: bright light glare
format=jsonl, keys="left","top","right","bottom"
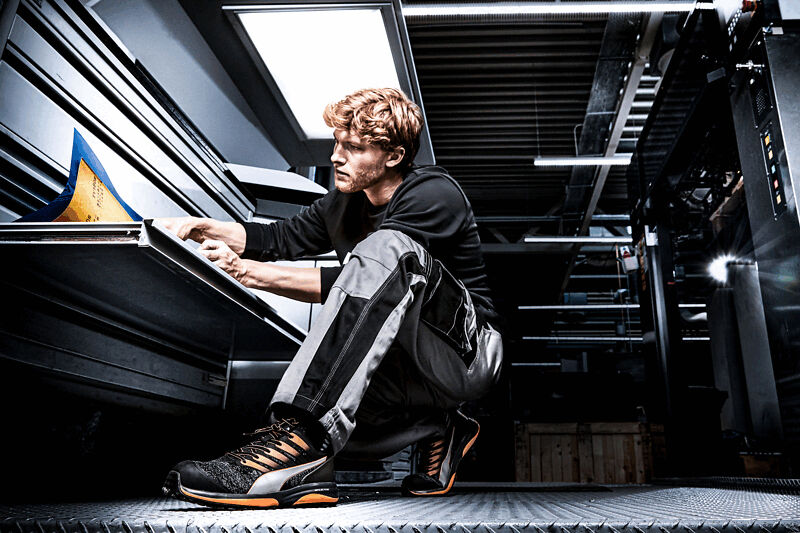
{"left": 534, "top": 155, "right": 633, "bottom": 167}
{"left": 709, "top": 254, "right": 736, "bottom": 283}
{"left": 402, "top": 2, "right": 713, "bottom": 17}
{"left": 238, "top": 9, "right": 401, "bottom": 139}
{"left": 716, "top": 0, "right": 742, "bottom": 22}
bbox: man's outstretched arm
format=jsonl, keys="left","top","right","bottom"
{"left": 199, "top": 239, "right": 322, "bottom": 303}
{"left": 158, "top": 217, "right": 247, "bottom": 255}
{"left": 158, "top": 217, "right": 323, "bottom": 302}
{"left": 240, "top": 262, "right": 322, "bottom": 303}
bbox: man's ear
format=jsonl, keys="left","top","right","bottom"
{"left": 385, "top": 146, "right": 406, "bottom": 169}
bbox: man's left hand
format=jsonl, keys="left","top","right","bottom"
{"left": 199, "top": 239, "right": 248, "bottom": 282}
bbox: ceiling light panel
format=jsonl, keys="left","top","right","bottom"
{"left": 237, "top": 8, "right": 401, "bottom": 139}
{"left": 402, "top": 2, "right": 714, "bottom": 17}
{"left": 534, "top": 155, "right": 633, "bottom": 166}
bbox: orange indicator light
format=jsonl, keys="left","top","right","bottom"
{"left": 765, "top": 135, "right": 770, "bottom": 145}
{"left": 777, "top": 194, "right": 782, "bottom": 204}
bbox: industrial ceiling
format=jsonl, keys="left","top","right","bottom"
{"left": 401, "top": 5, "right": 669, "bottom": 241}
{"left": 176, "top": 0, "right": 687, "bottom": 359}
{"left": 398, "top": 2, "right": 677, "bottom": 351}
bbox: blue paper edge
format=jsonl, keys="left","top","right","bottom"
{"left": 18, "top": 129, "right": 142, "bottom": 221}
{"left": 71, "top": 130, "right": 143, "bottom": 221}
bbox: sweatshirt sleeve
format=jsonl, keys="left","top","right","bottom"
{"left": 319, "top": 265, "right": 343, "bottom": 302}
{"left": 241, "top": 194, "right": 334, "bottom": 261}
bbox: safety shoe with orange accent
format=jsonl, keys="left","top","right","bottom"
{"left": 402, "top": 410, "right": 480, "bottom": 496}
{"left": 162, "top": 418, "right": 337, "bottom": 508}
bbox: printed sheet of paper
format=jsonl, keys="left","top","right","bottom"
{"left": 18, "top": 130, "right": 142, "bottom": 222}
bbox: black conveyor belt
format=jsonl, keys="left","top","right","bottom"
{"left": 2, "top": 484, "right": 800, "bottom": 533}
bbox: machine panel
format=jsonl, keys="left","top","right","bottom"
{"left": 729, "top": 29, "right": 800, "bottom": 446}
{"left": 0, "top": 221, "right": 305, "bottom": 410}
{"left": 0, "top": 0, "right": 322, "bottom": 414}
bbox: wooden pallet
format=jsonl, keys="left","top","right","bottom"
{"left": 515, "top": 422, "right": 664, "bottom": 484}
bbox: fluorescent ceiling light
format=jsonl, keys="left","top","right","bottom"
{"left": 238, "top": 8, "right": 401, "bottom": 139}
{"left": 534, "top": 155, "right": 633, "bottom": 166}
{"left": 523, "top": 236, "right": 633, "bottom": 243}
{"left": 403, "top": 2, "right": 713, "bottom": 17}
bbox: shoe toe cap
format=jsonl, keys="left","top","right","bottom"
{"left": 171, "top": 460, "right": 230, "bottom": 493}
{"left": 402, "top": 473, "right": 443, "bottom": 493}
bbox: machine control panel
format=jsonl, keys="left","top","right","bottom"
{"left": 760, "top": 123, "right": 787, "bottom": 219}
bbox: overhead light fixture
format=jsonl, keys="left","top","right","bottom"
{"left": 523, "top": 236, "right": 633, "bottom": 244}
{"left": 534, "top": 155, "right": 633, "bottom": 167}
{"left": 402, "top": 2, "right": 714, "bottom": 17}
{"left": 234, "top": 8, "right": 400, "bottom": 139}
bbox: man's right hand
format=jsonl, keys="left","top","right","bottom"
{"left": 157, "top": 216, "right": 206, "bottom": 242}
{"left": 156, "top": 217, "right": 247, "bottom": 256}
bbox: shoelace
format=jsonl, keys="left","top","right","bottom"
{"left": 244, "top": 418, "right": 299, "bottom": 440}
{"left": 419, "top": 437, "right": 447, "bottom": 476}
{"left": 226, "top": 418, "right": 302, "bottom": 466}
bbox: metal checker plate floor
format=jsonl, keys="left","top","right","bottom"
{"left": 3, "top": 485, "right": 800, "bottom": 533}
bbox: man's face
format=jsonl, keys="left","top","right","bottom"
{"left": 330, "top": 129, "right": 396, "bottom": 194}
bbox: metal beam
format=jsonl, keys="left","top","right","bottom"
{"left": 561, "top": 15, "right": 641, "bottom": 218}
{"left": 477, "top": 214, "right": 630, "bottom": 224}
{"left": 569, "top": 274, "right": 630, "bottom": 279}
{"left": 518, "top": 303, "right": 705, "bottom": 310}
{"left": 557, "top": 13, "right": 664, "bottom": 298}
{"left": 487, "top": 227, "right": 510, "bottom": 243}
{"left": 521, "top": 336, "right": 709, "bottom": 342}
{"left": 523, "top": 336, "right": 643, "bottom": 342}
{"left": 578, "top": 13, "right": 663, "bottom": 237}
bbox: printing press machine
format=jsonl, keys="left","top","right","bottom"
{"left": 0, "top": 0, "right": 339, "bottom": 495}
{"left": 3, "top": 0, "right": 800, "bottom": 531}
{"left": 0, "top": 0, "right": 338, "bottom": 414}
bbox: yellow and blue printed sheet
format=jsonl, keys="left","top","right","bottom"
{"left": 18, "top": 130, "right": 142, "bottom": 222}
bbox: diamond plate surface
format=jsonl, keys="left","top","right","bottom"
{"left": 2, "top": 487, "right": 800, "bottom": 533}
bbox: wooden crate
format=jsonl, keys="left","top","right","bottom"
{"left": 515, "top": 422, "right": 663, "bottom": 484}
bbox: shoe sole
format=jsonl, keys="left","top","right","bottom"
{"left": 162, "top": 471, "right": 339, "bottom": 509}
{"left": 407, "top": 420, "right": 480, "bottom": 497}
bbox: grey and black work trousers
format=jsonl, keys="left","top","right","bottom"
{"left": 270, "top": 229, "right": 503, "bottom": 454}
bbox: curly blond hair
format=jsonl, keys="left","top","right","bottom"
{"left": 323, "top": 88, "right": 423, "bottom": 170}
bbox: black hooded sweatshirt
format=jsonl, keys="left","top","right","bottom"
{"left": 241, "top": 165, "right": 500, "bottom": 328}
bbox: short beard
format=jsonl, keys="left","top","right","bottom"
{"left": 340, "top": 165, "right": 384, "bottom": 193}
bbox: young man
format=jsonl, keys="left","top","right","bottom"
{"left": 159, "top": 88, "right": 502, "bottom": 508}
